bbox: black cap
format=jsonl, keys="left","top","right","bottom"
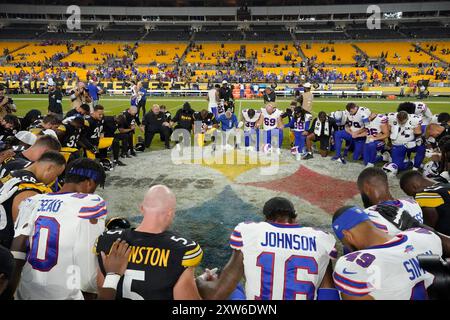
{"left": 263, "top": 197, "right": 296, "bottom": 219}
{"left": 106, "top": 217, "right": 131, "bottom": 230}
{"left": 0, "top": 245, "right": 14, "bottom": 280}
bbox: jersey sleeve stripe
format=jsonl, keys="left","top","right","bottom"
{"left": 415, "top": 197, "right": 444, "bottom": 208}
{"left": 232, "top": 231, "right": 242, "bottom": 238}
{"left": 372, "top": 221, "right": 389, "bottom": 232}
{"left": 229, "top": 240, "right": 243, "bottom": 248}
{"left": 183, "top": 248, "right": 203, "bottom": 260}
{"left": 182, "top": 249, "right": 203, "bottom": 268}
{"left": 329, "top": 248, "right": 338, "bottom": 259}
{"left": 78, "top": 208, "right": 108, "bottom": 219}
{"left": 79, "top": 201, "right": 107, "bottom": 213}
{"left": 333, "top": 272, "right": 369, "bottom": 289}
{"left": 184, "top": 244, "right": 201, "bottom": 257}
{"left": 334, "top": 281, "right": 371, "bottom": 297}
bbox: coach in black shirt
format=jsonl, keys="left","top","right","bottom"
{"left": 143, "top": 104, "right": 171, "bottom": 149}
{"left": 47, "top": 79, "right": 63, "bottom": 120}
{"left": 171, "top": 102, "right": 194, "bottom": 132}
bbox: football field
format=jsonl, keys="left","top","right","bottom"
{"left": 11, "top": 94, "right": 450, "bottom": 268}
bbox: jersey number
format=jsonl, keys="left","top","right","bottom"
{"left": 122, "top": 269, "right": 145, "bottom": 300}
{"left": 28, "top": 216, "right": 60, "bottom": 271}
{"left": 255, "top": 252, "right": 318, "bottom": 300}
{"left": 264, "top": 118, "right": 276, "bottom": 127}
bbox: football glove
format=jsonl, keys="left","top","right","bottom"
{"left": 375, "top": 204, "right": 422, "bottom": 231}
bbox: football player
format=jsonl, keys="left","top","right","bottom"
{"left": 95, "top": 185, "right": 203, "bottom": 300}
{"left": 284, "top": 107, "right": 313, "bottom": 158}
{"left": 356, "top": 167, "right": 423, "bottom": 236}
{"left": 332, "top": 103, "right": 371, "bottom": 164}
{"left": 303, "top": 112, "right": 338, "bottom": 159}
{"left": 400, "top": 170, "right": 450, "bottom": 236}
{"left": 387, "top": 110, "right": 425, "bottom": 172}
{"left": 332, "top": 206, "right": 442, "bottom": 300}
{"left": 257, "top": 103, "right": 284, "bottom": 154}
{"left": 193, "top": 109, "right": 218, "bottom": 148}
{"left": 0, "top": 151, "right": 66, "bottom": 250}
{"left": 196, "top": 197, "right": 338, "bottom": 300}
{"left": 9, "top": 158, "right": 107, "bottom": 300}
{"left": 361, "top": 113, "right": 390, "bottom": 168}
{"left": 80, "top": 104, "right": 105, "bottom": 156}
{"left": 397, "top": 101, "right": 433, "bottom": 132}
{"left": 241, "top": 108, "right": 261, "bottom": 151}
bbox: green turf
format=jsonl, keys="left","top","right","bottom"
{"left": 10, "top": 94, "right": 450, "bottom": 152}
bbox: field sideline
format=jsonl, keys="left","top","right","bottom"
{"left": 10, "top": 94, "right": 450, "bottom": 151}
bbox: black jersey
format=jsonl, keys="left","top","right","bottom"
{"left": 436, "top": 123, "right": 450, "bottom": 145}
{"left": 83, "top": 116, "right": 104, "bottom": 147}
{"left": 95, "top": 228, "right": 203, "bottom": 300}
{"left": 58, "top": 123, "right": 81, "bottom": 148}
{"left": 415, "top": 183, "right": 450, "bottom": 236}
{"left": 0, "top": 170, "right": 51, "bottom": 248}
{"left": 193, "top": 112, "right": 217, "bottom": 126}
{"left": 0, "top": 152, "right": 32, "bottom": 178}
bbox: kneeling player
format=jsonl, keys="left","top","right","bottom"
{"left": 284, "top": 107, "right": 312, "bottom": 157}
{"left": 362, "top": 113, "right": 390, "bottom": 167}
{"left": 257, "top": 103, "right": 283, "bottom": 154}
{"left": 241, "top": 108, "right": 261, "bottom": 151}
{"left": 303, "top": 112, "right": 338, "bottom": 159}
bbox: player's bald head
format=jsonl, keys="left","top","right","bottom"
{"left": 399, "top": 170, "right": 432, "bottom": 197}
{"left": 141, "top": 185, "right": 176, "bottom": 215}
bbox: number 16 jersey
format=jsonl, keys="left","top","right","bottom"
{"left": 230, "top": 221, "right": 336, "bottom": 300}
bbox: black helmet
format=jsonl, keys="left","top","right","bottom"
{"left": 106, "top": 217, "right": 131, "bottom": 230}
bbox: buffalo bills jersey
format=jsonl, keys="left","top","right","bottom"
{"left": 333, "top": 228, "right": 442, "bottom": 300}
{"left": 242, "top": 109, "right": 261, "bottom": 131}
{"left": 346, "top": 107, "right": 371, "bottom": 132}
{"left": 260, "top": 108, "right": 282, "bottom": 130}
{"left": 230, "top": 221, "right": 336, "bottom": 300}
{"left": 14, "top": 192, "right": 107, "bottom": 300}
{"left": 95, "top": 228, "right": 203, "bottom": 300}
{"left": 413, "top": 102, "right": 433, "bottom": 126}
{"left": 365, "top": 199, "right": 423, "bottom": 236}
{"left": 388, "top": 113, "right": 422, "bottom": 145}
{"left": 365, "top": 114, "right": 388, "bottom": 143}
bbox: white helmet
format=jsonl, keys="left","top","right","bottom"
{"left": 382, "top": 162, "right": 399, "bottom": 176}
{"left": 423, "top": 161, "right": 439, "bottom": 178}
{"left": 331, "top": 110, "right": 344, "bottom": 122}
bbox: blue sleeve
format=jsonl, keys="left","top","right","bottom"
{"left": 284, "top": 117, "right": 294, "bottom": 128}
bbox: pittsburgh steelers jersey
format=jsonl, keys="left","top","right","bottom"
{"left": 387, "top": 113, "right": 422, "bottom": 145}
{"left": 230, "top": 221, "right": 337, "bottom": 300}
{"left": 365, "top": 114, "right": 388, "bottom": 143}
{"left": 14, "top": 192, "right": 107, "bottom": 300}
{"left": 413, "top": 102, "right": 433, "bottom": 126}
{"left": 95, "top": 228, "right": 203, "bottom": 300}
{"left": 365, "top": 199, "right": 423, "bottom": 236}
{"left": 346, "top": 107, "right": 371, "bottom": 132}
{"left": 58, "top": 123, "right": 81, "bottom": 148}
{"left": 415, "top": 183, "right": 450, "bottom": 236}
{"left": 260, "top": 108, "right": 282, "bottom": 130}
{"left": 0, "top": 170, "right": 52, "bottom": 249}
{"left": 242, "top": 109, "right": 261, "bottom": 131}
{"left": 83, "top": 116, "right": 104, "bottom": 147}
{"left": 333, "top": 228, "right": 442, "bottom": 300}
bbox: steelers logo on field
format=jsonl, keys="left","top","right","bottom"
{"left": 98, "top": 148, "right": 406, "bottom": 267}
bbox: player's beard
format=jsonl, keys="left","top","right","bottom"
{"left": 360, "top": 192, "right": 373, "bottom": 208}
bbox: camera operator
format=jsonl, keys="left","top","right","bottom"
{"left": 0, "top": 84, "right": 16, "bottom": 120}
{"left": 47, "top": 78, "right": 63, "bottom": 120}
{"left": 69, "top": 81, "right": 92, "bottom": 112}
{"left": 219, "top": 80, "right": 234, "bottom": 113}
{"left": 0, "top": 115, "right": 20, "bottom": 142}
{"left": 263, "top": 84, "right": 277, "bottom": 104}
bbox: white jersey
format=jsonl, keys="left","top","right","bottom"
{"left": 330, "top": 111, "right": 347, "bottom": 127}
{"left": 208, "top": 89, "right": 218, "bottom": 110}
{"left": 366, "top": 114, "right": 388, "bottom": 143}
{"left": 260, "top": 108, "right": 282, "bottom": 130}
{"left": 242, "top": 109, "right": 261, "bottom": 131}
{"left": 333, "top": 228, "right": 442, "bottom": 300}
{"left": 365, "top": 199, "right": 423, "bottom": 236}
{"left": 14, "top": 192, "right": 107, "bottom": 300}
{"left": 230, "top": 221, "right": 337, "bottom": 300}
{"left": 292, "top": 113, "right": 313, "bottom": 132}
{"left": 413, "top": 102, "right": 433, "bottom": 126}
{"left": 346, "top": 107, "right": 371, "bottom": 132}
{"left": 388, "top": 113, "right": 422, "bottom": 145}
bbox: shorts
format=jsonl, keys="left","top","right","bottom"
{"left": 313, "top": 134, "right": 330, "bottom": 151}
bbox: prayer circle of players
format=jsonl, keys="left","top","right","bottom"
{"left": 170, "top": 126, "right": 283, "bottom": 153}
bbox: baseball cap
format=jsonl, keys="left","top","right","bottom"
{"left": 47, "top": 78, "right": 55, "bottom": 86}
{"left": 42, "top": 129, "right": 58, "bottom": 139}
{"left": 15, "top": 131, "right": 37, "bottom": 146}
{"left": 303, "top": 82, "right": 311, "bottom": 88}
{"left": 222, "top": 80, "right": 228, "bottom": 84}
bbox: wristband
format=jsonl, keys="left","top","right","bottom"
{"left": 102, "top": 273, "right": 121, "bottom": 290}
{"left": 11, "top": 251, "right": 26, "bottom": 260}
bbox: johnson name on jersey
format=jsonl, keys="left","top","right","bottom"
{"left": 14, "top": 192, "right": 107, "bottom": 300}
{"left": 230, "top": 221, "right": 337, "bottom": 300}
{"left": 95, "top": 228, "right": 203, "bottom": 300}
{"left": 333, "top": 228, "right": 442, "bottom": 300}
{"left": 365, "top": 199, "right": 423, "bottom": 236}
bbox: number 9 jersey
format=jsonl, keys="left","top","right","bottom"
{"left": 333, "top": 228, "right": 442, "bottom": 300}
{"left": 95, "top": 228, "right": 203, "bottom": 300}
{"left": 230, "top": 221, "right": 336, "bottom": 300}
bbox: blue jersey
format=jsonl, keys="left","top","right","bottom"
{"left": 217, "top": 113, "right": 238, "bottom": 131}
